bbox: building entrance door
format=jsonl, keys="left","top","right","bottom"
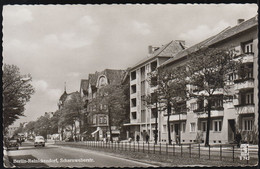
{"left": 174, "top": 124, "right": 180, "bottom": 144}
{"left": 228, "top": 119, "right": 236, "bottom": 142}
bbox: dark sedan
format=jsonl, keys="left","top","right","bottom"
{"left": 7, "top": 139, "right": 19, "bottom": 150}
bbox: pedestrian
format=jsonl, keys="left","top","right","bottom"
{"left": 235, "top": 130, "right": 242, "bottom": 148}
{"left": 136, "top": 135, "right": 140, "bottom": 143}
{"left": 146, "top": 134, "right": 149, "bottom": 143}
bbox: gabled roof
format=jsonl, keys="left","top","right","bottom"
{"left": 208, "top": 15, "right": 258, "bottom": 45}
{"left": 161, "top": 15, "right": 258, "bottom": 67}
{"left": 87, "top": 69, "right": 126, "bottom": 88}
{"left": 130, "top": 40, "right": 185, "bottom": 71}
{"left": 161, "top": 27, "right": 231, "bottom": 66}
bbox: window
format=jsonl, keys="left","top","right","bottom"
{"left": 245, "top": 92, "right": 254, "bottom": 104}
{"left": 151, "top": 61, "right": 157, "bottom": 72}
{"left": 182, "top": 123, "right": 186, "bottom": 133}
{"left": 243, "top": 118, "right": 253, "bottom": 131}
{"left": 202, "top": 121, "right": 207, "bottom": 132}
{"left": 93, "top": 116, "right": 96, "bottom": 124}
{"left": 214, "top": 120, "right": 222, "bottom": 132}
{"left": 141, "top": 81, "right": 145, "bottom": 95}
{"left": 190, "top": 123, "right": 196, "bottom": 132}
{"left": 131, "top": 98, "right": 136, "bottom": 107}
{"left": 151, "top": 108, "right": 157, "bottom": 119}
{"left": 190, "top": 103, "right": 197, "bottom": 111}
{"left": 141, "top": 66, "right": 145, "bottom": 81}
{"left": 103, "top": 116, "right": 107, "bottom": 124}
{"left": 131, "top": 85, "right": 136, "bottom": 94}
{"left": 212, "top": 97, "right": 223, "bottom": 109}
{"left": 131, "top": 112, "right": 137, "bottom": 119}
{"left": 131, "top": 71, "right": 136, "bottom": 80}
{"left": 243, "top": 41, "right": 253, "bottom": 54}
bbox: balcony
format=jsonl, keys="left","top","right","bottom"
{"left": 168, "top": 113, "right": 187, "bottom": 121}
{"left": 195, "top": 107, "right": 224, "bottom": 118}
{"left": 234, "top": 104, "right": 255, "bottom": 114}
{"left": 234, "top": 53, "right": 254, "bottom": 63}
{"left": 234, "top": 78, "right": 254, "bottom": 91}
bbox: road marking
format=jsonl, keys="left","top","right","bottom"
{"left": 54, "top": 144, "right": 158, "bottom": 167}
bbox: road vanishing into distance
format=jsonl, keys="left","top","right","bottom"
{"left": 7, "top": 141, "right": 157, "bottom": 168}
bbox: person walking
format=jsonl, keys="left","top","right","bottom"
{"left": 235, "top": 130, "right": 242, "bottom": 148}
{"left": 146, "top": 134, "right": 149, "bottom": 143}
{"left": 136, "top": 135, "right": 140, "bottom": 143}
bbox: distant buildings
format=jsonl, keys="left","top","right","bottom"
{"left": 79, "top": 69, "right": 127, "bottom": 141}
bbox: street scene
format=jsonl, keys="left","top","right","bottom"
{"left": 3, "top": 3, "right": 258, "bottom": 168}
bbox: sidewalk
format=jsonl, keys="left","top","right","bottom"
{"left": 3, "top": 146, "right": 16, "bottom": 168}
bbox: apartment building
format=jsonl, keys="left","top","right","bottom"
{"left": 79, "top": 69, "right": 126, "bottom": 141}
{"left": 161, "top": 16, "right": 258, "bottom": 144}
{"left": 124, "top": 40, "right": 186, "bottom": 141}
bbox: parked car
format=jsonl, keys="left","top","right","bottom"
{"left": 65, "top": 137, "right": 74, "bottom": 142}
{"left": 34, "top": 136, "right": 45, "bottom": 147}
{"left": 7, "top": 139, "right": 19, "bottom": 150}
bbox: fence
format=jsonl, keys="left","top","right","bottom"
{"left": 60, "top": 141, "right": 258, "bottom": 164}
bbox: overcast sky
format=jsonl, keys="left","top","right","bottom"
{"left": 3, "top": 4, "right": 257, "bottom": 126}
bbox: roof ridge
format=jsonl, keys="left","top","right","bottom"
{"left": 155, "top": 40, "right": 174, "bottom": 57}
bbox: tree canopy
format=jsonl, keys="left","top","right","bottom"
{"left": 3, "top": 64, "right": 35, "bottom": 130}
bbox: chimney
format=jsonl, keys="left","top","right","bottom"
{"left": 237, "top": 19, "right": 244, "bottom": 25}
{"left": 148, "top": 45, "right": 153, "bottom": 54}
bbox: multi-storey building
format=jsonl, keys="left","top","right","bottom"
{"left": 160, "top": 16, "right": 258, "bottom": 144}
{"left": 125, "top": 15, "right": 258, "bottom": 144}
{"left": 124, "top": 40, "right": 186, "bottom": 141}
{"left": 79, "top": 69, "right": 126, "bottom": 141}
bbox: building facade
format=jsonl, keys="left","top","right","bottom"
{"left": 79, "top": 69, "right": 126, "bottom": 141}
{"left": 125, "top": 16, "right": 258, "bottom": 144}
{"left": 161, "top": 16, "right": 258, "bottom": 144}
{"left": 124, "top": 40, "right": 186, "bottom": 141}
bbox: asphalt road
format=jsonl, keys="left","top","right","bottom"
{"left": 7, "top": 141, "right": 157, "bottom": 167}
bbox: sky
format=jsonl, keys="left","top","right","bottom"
{"left": 3, "top": 4, "right": 257, "bottom": 127}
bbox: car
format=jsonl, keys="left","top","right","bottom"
{"left": 7, "top": 139, "right": 19, "bottom": 150}
{"left": 64, "top": 137, "right": 74, "bottom": 142}
{"left": 34, "top": 136, "right": 45, "bottom": 147}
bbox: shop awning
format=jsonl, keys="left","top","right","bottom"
{"left": 91, "top": 127, "right": 101, "bottom": 136}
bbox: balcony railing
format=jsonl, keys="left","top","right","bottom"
{"left": 234, "top": 78, "right": 254, "bottom": 90}
{"left": 234, "top": 104, "right": 255, "bottom": 114}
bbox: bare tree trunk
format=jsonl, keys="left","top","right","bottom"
{"left": 167, "top": 103, "right": 172, "bottom": 145}
{"left": 205, "top": 99, "right": 211, "bottom": 147}
{"left": 108, "top": 108, "right": 113, "bottom": 143}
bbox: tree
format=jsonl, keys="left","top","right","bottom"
{"left": 92, "top": 84, "right": 127, "bottom": 142}
{"left": 186, "top": 47, "right": 240, "bottom": 146}
{"left": 148, "top": 66, "right": 187, "bottom": 145}
{"left": 58, "top": 92, "right": 84, "bottom": 140}
{"left": 3, "top": 64, "right": 35, "bottom": 131}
